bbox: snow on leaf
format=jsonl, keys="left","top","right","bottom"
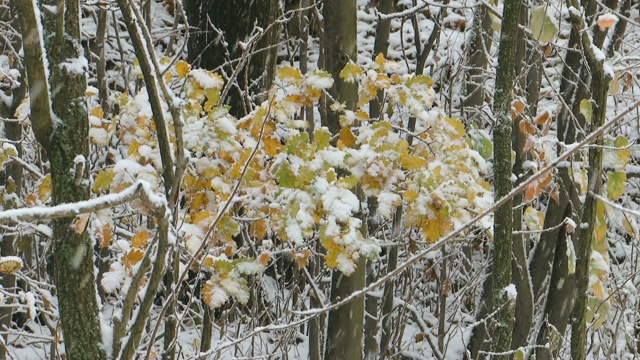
{"left": 597, "top": 13, "right": 618, "bottom": 30}
{"left": 339, "top": 60, "right": 363, "bottom": 83}
{"left": 277, "top": 66, "right": 304, "bottom": 85}
{"left": 0, "top": 256, "right": 22, "bottom": 275}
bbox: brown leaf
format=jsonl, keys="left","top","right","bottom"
{"left": 73, "top": 214, "right": 91, "bottom": 234}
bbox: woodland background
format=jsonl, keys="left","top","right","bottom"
{"left": 1, "top": 0, "right": 640, "bottom": 359}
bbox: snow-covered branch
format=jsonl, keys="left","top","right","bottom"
{"left": 0, "top": 180, "right": 167, "bottom": 225}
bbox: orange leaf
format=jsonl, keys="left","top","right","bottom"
{"left": 122, "top": 249, "right": 144, "bottom": 269}
{"left": 597, "top": 14, "right": 617, "bottom": 30}
{"left": 534, "top": 110, "right": 550, "bottom": 125}
{"left": 258, "top": 253, "right": 272, "bottom": 266}
{"left": 518, "top": 120, "right": 536, "bottom": 135}
{"left": 292, "top": 250, "right": 312, "bottom": 268}
{"left": 98, "top": 224, "right": 114, "bottom": 248}
{"left": 131, "top": 230, "right": 151, "bottom": 248}
{"left": 511, "top": 100, "right": 525, "bottom": 119}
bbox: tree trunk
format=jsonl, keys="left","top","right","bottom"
{"left": 463, "top": 1, "right": 494, "bottom": 123}
{"left": 569, "top": 7, "right": 612, "bottom": 356}
{"left": 468, "top": 0, "right": 522, "bottom": 357}
{"left": 185, "top": 0, "right": 280, "bottom": 117}
{"left": 16, "top": 0, "right": 107, "bottom": 358}
{"left": 509, "top": 4, "right": 534, "bottom": 350}
{"left": 322, "top": 1, "right": 363, "bottom": 357}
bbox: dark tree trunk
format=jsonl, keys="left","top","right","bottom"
{"left": 185, "top": 0, "right": 281, "bottom": 117}
{"left": 468, "top": 0, "right": 522, "bottom": 357}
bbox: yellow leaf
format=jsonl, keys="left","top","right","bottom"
{"left": 91, "top": 106, "right": 104, "bottom": 119}
{"left": 445, "top": 117, "right": 465, "bottom": 137}
{"left": 92, "top": 169, "right": 115, "bottom": 193}
{"left": 132, "top": 230, "right": 151, "bottom": 248}
{"left": 339, "top": 126, "right": 357, "bottom": 148}
{"left": 191, "top": 210, "right": 211, "bottom": 226}
{"left": 164, "top": 71, "right": 173, "bottom": 83}
{"left": 401, "top": 155, "right": 427, "bottom": 170}
{"left": 403, "top": 189, "right": 419, "bottom": 203}
{"left": 38, "top": 175, "right": 51, "bottom": 203}
{"left": 374, "top": 52, "right": 387, "bottom": 68}
{"left": 128, "top": 138, "right": 141, "bottom": 156}
{"left": 421, "top": 218, "right": 452, "bottom": 243}
{"left": 277, "top": 66, "right": 304, "bottom": 84}
{"left": 252, "top": 219, "right": 268, "bottom": 239}
{"left": 339, "top": 61, "right": 363, "bottom": 83}
{"left": 263, "top": 137, "right": 283, "bottom": 157}
{"left": 176, "top": 60, "right": 191, "bottom": 79}
{"left": 203, "top": 256, "right": 215, "bottom": 268}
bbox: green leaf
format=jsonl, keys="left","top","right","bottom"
{"left": 593, "top": 200, "right": 607, "bottom": 252}
{"left": 513, "top": 349, "right": 525, "bottom": 360}
{"left": 287, "top": 132, "right": 310, "bottom": 156}
{"left": 406, "top": 75, "right": 434, "bottom": 88}
{"left": 274, "top": 163, "right": 296, "bottom": 188}
{"left": 607, "top": 171, "right": 626, "bottom": 200}
{"left": 468, "top": 124, "right": 493, "bottom": 159}
{"left": 586, "top": 296, "right": 610, "bottom": 330}
{"left": 530, "top": 5, "right": 558, "bottom": 43}
{"left": 524, "top": 206, "right": 544, "bottom": 231}
{"left": 204, "top": 88, "right": 221, "bottom": 111}
{"left": 336, "top": 175, "right": 359, "bottom": 189}
{"left": 314, "top": 128, "right": 332, "bottom": 150}
{"left": 614, "top": 135, "right": 631, "bottom": 166}
{"left": 579, "top": 99, "right": 592, "bottom": 123}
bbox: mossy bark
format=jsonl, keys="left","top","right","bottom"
{"left": 469, "top": 0, "right": 522, "bottom": 357}
{"left": 16, "top": 0, "right": 107, "bottom": 358}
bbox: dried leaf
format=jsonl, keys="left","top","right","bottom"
{"left": 73, "top": 214, "right": 91, "bottom": 234}
{"left": 0, "top": 257, "right": 22, "bottom": 275}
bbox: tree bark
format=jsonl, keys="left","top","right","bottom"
{"left": 463, "top": 1, "right": 494, "bottom": 123}
{"left": 15, "top": 0, "right": 107, "bottom": 358}
{"left": 468, "top": 0, "right": 522, "bottom": 357}
{"left": 322, "top": 2, "right": 363, "bottom": 357}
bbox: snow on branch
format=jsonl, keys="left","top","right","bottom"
{"left": 0, "top": 180, "right": 167, "bottom": 225}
